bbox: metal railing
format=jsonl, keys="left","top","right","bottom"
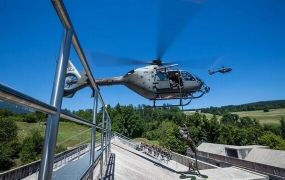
{"left": 0, "top": 144, "right": 89, "bottom": 180}
{"left": 112, "top": 132, "right": 140, "bottom": 149}
{"left": 0, "top": 0, "right": 112, "bottom": 179}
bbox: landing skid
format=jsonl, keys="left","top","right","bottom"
{"left": 152, "top": 97, "right": 192, "bottom": 108}
{"left": 151, "top": 88, "right": 208, "bottom": 108}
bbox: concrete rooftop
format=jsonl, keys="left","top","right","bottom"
{"left": 111, "top": 137, "right": 268, "bottom": 180}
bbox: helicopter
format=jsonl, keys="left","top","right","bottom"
{"left": 63, "top": 0, "right": 230, "bottom": 107}
{"left": 208, "top": 66, "right": 232, "bottom": 75}
{"left": 64, "top": 60, "right": 210, "bottom": 107}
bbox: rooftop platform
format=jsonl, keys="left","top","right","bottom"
{"left": 110, "top": 137, "right": 268, "bottom": 180}
{"left": 20, "top": 136, "right": 269, "bottom": 180}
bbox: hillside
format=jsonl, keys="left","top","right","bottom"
{"left": 188, "top": 100, "right": 285, "bottom": 115}
{"left": 233, "top": 108, "right": 285, "bottom": 125}
{"left": 185, "top": 108, "right": 285, "bottom": 125}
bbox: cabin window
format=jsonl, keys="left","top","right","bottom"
{"left": 181, "top": 71, "right": 195, "bottom": 81}
{"left": 157, "top": 71, "right": 168, "bottom": 81}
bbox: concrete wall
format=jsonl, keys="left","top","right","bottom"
{"left": 171, "top": 152, "right": 216, "bottom": 170}
{"left": 192, "top": 151, "right": 285, "bottom": 180}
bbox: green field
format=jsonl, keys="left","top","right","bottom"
{"left": 184, "top": 111, "right": 221, "bottom": 120}
{"left": 16, "top": 121, "right": 100, "bottom": 149}
{"left": 233, "top": 108, "right": 285, "bottom": 125}
{"left": 185, "top": 108, "right": 285, "bottom": 125}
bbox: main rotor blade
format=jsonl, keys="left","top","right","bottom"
{"left": 156, "top": 0, "right": 203, "bottom": 60}
{"left": 91, "top": 52, "right": 146, "bottom": 67}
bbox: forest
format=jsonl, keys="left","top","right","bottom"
{"left": 1, "top": 103, "right": 285, "bottom": 171}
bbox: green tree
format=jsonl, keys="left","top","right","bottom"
{"left": 218, "top": 125, "right": 236, "bottom": 145}
{"left": 220, "top": 113, "right": 239, "bottom": 125}
{"left": 74, "top": 109, "right": 92, "bottom": 122}
{"left": 23, "top": 113, "right": 38, "bottom": 123}
{"left": 239, "top": 117, "right": 258, "bottom": 127}
{"left": 20, "top": 129, "right": 44, "bottom": 163}
{"left": 258, "top": 132, "right": 285, "bottom": 150}
{"left": 0, "top": 109, "right": 13, "bottom": 117}
{"left": 280, "top": 118, "right": 285, "bottom": 139}
{"left": 203, "top": 115, "right": 220, "bottom": 143}
{"left": 263, "top": 107, "right": 270, "bottom": 112}
{"left": 0, "top": 117, "right": 18, "bottom": 142}
{"left": 0, "top": 117, "right": 20, "bottom": 171}
{"left": 111, "top": 106, "right": 144, "bottom": 138}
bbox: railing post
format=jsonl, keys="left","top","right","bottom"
{"left": 108, "top": 116, "right": 111, "bottom": 156}
{"left": 89, "top": 90, "right": 98, "bottom": 179}
{"left": 38, "top": 28, "right": 73, "bottom": 180}
{"left": 100, "top": 107, "right": 105, "bottom": 178}
{"left": 109, "top": 116, "right": 112, "bottom": 155}
{"left": 90, "top": 90, "right": 98, "bottom": 163}
{"left": 106, "top": 116, "right": 109, "bottom": 158}
{"left": 105, "top": 114, "right": 108, "bottom": 164}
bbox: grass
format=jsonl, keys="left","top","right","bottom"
{"left": 184, "top": 111, "right": 222, "bottom": 120}
{"left": 16, "top": 120, "right": 101, "bottom": 149}
{"left": 13, "top": 120, "right": 101, "bottom": 168}
{"left": 185, "top": 108, "right": 285, "bottom": 125}
{"left": 233, "top": 108, "right": 285, "bottom": 125}
{"left": 16, "top": 121, "right": 45, "bottom": 141}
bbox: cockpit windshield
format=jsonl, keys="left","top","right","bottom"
{"left": 181, "top": 71, "right": 195, "bottom": 81}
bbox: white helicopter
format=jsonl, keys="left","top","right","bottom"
{"left": 63, "top": 0, "right": 231, "bottom": 107}
{"left": 64, "top": 59, "right": 210, "bottom": 107}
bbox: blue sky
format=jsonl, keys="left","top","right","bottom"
{"left": 0, "top": 0, "right": 285, "bottom": 110}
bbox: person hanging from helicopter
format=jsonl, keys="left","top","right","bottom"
{"left": 169, "top": 73, "right": 178, "bottom": 88}
{"left": 169, "top": 71, "right": 183, "bottom": 89}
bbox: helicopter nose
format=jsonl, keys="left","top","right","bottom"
{"left": 199, "top": 81, "right": 210, "bottom": 93}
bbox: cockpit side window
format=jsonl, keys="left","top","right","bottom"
{"left": 181, "top": 71, "right": 195, "bottom": 81}
{"left": 157, "top": 71, "right": 168, "bottom": 81}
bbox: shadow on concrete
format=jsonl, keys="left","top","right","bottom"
{"left": 103, "top": 153, "right": 115, "bottom": 180}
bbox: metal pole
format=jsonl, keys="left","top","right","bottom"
{"left": 106, "top": 116, "right": 109, "bottom": 158}
{"left": 108, "top": 116, "right": 110, "bottom": 156}
{"left": 38, "top": 29, "right": 73, "bottom": 180}
{"left": 108, "top": 116, "right": 111, "bottom": 155}
{"left": 89, "top": 92, "right": 98, "bottom": 180}
{"left": 90, "top": 90, "right": 98, "bottom": 164}
{"left": 105, "top": 115, "right": 109, "bottom": 162}
{"left": 100, "top": 108, "right": 105, "bottom": 178}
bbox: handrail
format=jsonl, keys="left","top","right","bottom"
{"left": 50, "top": 0, "right": 112, "bottom": 179}
{"left": 0, "top": 83, "right": 57, "bottom": 114}
{"left": 0, "top": 83, "right": 102, "bottom": 128}
{"left": 0, "top": 82, "right": 111, "bottom": 179}
{"left": 60, "top": 110, "right": 94, "bottom": 127}
{"left": 51, "top": 0, "right": 108, "bottom": 114}
{"left": 0, "top": 0, "right": 113, "bottom": 179}
{"left": 79, "top": 145, "right": 108, "bottom": 180}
